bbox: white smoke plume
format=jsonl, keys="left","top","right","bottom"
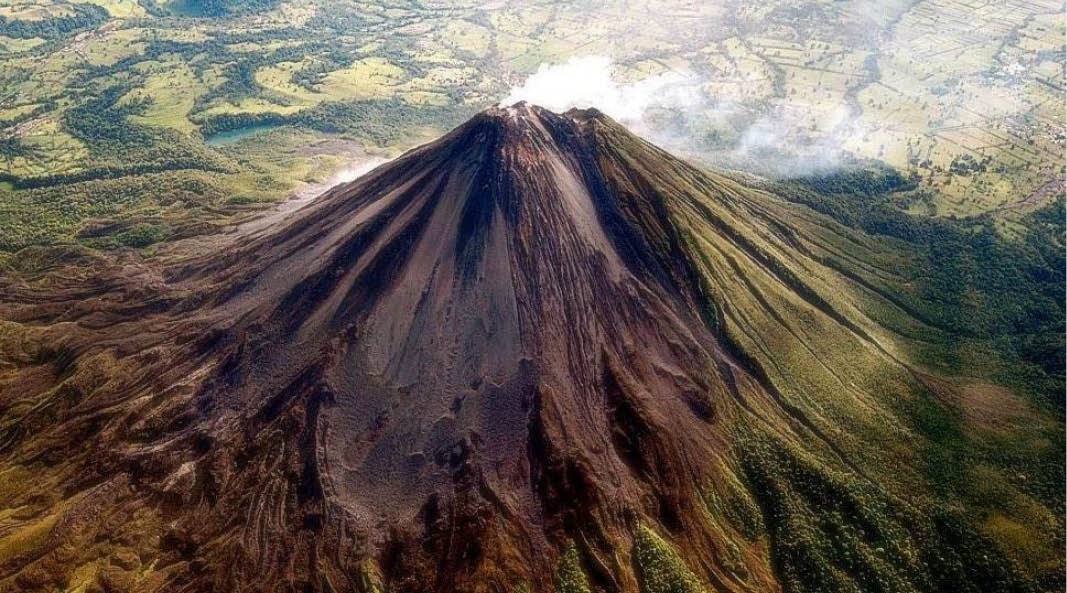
{"left": 501, "top": 55, "right": 703, "bottom": 128}
{"left": 731, "top": 103, "right": 869, "bottom": 176}
{"left": 501, "top": 55, "right": 868, "bottom": 177}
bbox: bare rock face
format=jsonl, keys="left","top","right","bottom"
{"left": 0, "top": 104, "right": 1050, "bottom": 593}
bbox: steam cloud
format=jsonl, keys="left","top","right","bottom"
{"left": 501, "top": 55, "right": 702, "bottom": 124}
{"left": 502, "top": 55, "right": 868, "bottom": 177}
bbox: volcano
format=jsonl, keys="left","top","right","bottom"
{"left": 0, "top": 104, "right": 1059, "bottom": 593}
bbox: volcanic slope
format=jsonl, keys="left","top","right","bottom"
{"left": 0, "top": 104, "right": 1061, "bottom": 593}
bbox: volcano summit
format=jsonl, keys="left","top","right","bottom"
{"left": 0, "top": 104, "right": 1060, "bottom": 593}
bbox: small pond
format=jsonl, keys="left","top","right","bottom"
{"left": 204, "top": 123, "right": 285, "bottom": 146}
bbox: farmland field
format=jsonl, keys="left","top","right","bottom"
{"left": 0, "top": 0, "right": 1061, "bottom": 251}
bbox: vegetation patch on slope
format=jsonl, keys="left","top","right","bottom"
{"left": 739, "top": 430, "right": 1039, "bottom": 593}
{"left": 773, "top": 170, "right": 1065, "bottom": 404}
{"left": 633, "top": 526, "right": 706, "bottom": 593}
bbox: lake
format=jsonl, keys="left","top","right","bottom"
{"left": 204, "top": 123, "right": 285, "bottom": 146}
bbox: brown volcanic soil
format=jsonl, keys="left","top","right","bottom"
{"left": 0, "top": 104, "right": 1055, "bottom": 593}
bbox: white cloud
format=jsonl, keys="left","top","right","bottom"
{"left": 501, "top": 55, "right": 871, "bottom": 177}
{"left": 732, "top": 102, "right": 868, "bottom": 175}
{"left": 500, "top": 55, "right": 702, "bottom": 125}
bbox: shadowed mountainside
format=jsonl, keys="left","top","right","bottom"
{"left": 0, "top": 104, "right": 1061, "bottom": 593}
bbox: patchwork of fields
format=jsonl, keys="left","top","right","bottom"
{"left": 0, "top": 0, "right": 1062, "bottom": 251}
